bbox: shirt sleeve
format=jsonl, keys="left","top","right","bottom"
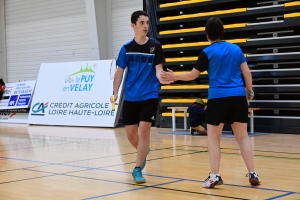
{"left": 116, "top": 46, "right": 127, "bottom": 69}
{"left": 193, "top": 51, "right": 209, "bottom": 72}
{"left": 154, "top": 41, "right": 165, "bottom": 66}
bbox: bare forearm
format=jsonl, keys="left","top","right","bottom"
{"left": 174, "top": 72, "right": 196, "bottom": 81}
{"left": 156, "top": 69, "right": 163, "bottom": 81}
{"left": 242, "top": 71, "right": 253, "bottom": 92}
{"left": 113, "top": 72, "right": 123, "bottom": 96}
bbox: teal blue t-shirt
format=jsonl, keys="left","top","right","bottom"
{"left": 194, "top": 41, "right": 247, "bottom": 99}
{"left": 117, "top": 38, "right": 165, "bottom": 102}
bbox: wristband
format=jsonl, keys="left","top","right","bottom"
{"left": 249, "top": 91, "right": 254, "bottom": 97}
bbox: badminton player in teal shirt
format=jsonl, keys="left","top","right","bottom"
{"left": 111, "top": 10, "right": 172, "bottom": 184}
{"left": 162, "top": 17, "right": 260, "bottom": 188}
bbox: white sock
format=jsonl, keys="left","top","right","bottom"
{"left": 210, "top": 173, "right": 220, "bottom": 177}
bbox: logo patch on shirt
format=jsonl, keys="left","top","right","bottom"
{"left": 150, "top": 47, "right": 155, "bottom": 53}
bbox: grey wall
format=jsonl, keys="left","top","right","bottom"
{"left": 94, "top": 0, "right": 112, "bottom": 60}
{"left": 0, "top": 0, "right": 7, "bottom": 81}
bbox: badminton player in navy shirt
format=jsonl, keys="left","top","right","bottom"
{"left": 110, "top": 10, "right": 171, "bottom": 184}
{"left": 162, "top": 17, "right": 260, "bottom": 188}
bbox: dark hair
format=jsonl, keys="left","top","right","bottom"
{"left": 131, "top": 10, "right": 148, "bottom": 24}
{"left": 205, "top": 17, "right": 224, "bottom": 41}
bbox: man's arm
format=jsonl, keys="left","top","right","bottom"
{"left": 156, "top": 64, "right": 173, "bottom": 84}
{"left": 172, "top": 68, "right": 200, "bottom": 81}
{"left": 113, "top": 67, "right": 125, "bottom": 97}
{"left": 161, "top": 51, "right": 207, "bottom": 82}
{"left": 174, "top": 51, "right": 207, "bottom": 81}
{"left": 240, "top": 62, "right": 253, "bottom": 100}
{"left": 111, "top": 45, "right": 127, "bottom": 103}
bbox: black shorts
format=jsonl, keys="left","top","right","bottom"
{"left": 0, "top": 91, "right": 3, "bottom": 100}
{"left": 122, "top": 98, "right": 159, "bottom": 125}
{"left": 205, "top": 96, "right": 248, "bottom": 125}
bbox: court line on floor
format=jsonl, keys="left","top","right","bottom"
{"left": 221, "top": 151, "right": 300, "bottom": 160}
{"left": 0, "top": 145, "right": 186, "bottom": 172}
{"left": 22, "top": 168, "right": 277, "bottom": 200}
{"left": 0, "top": 150, "right": 207, "bottom": 187}
{"left": 0, "top": 148, "right": 297, "bottom": 197}
{"left": 68, "top": 150, "right": 206, "bottom": 171}
{"left": 1, "top": 150, "right": 205, "bottom": 175}
{"left": 24, "top": 160, "right": 297, "bottom": 197}
{"left": 181, "top": 146, "right": 300, "bottom": 160}
{"left": 61, "top": 150, "right": 206, "bottom": 175}
{"left": 90, "top": 168, "right": 296, "bottom": 200}
{"left": 185, "top": 145, "right": 300, "bottom": 155}
{"left": 0, "top": 175, "right": 56, "bottom": 185}
{"left": 20, "top": 169, "right": 248, "bottom": 200}
{"left": 148, "top": 185, "right": 250, "bottom": 200}
{"left": 265, "top": 191, "right": 296, "bottom": 200}
{"left": 98, "top": 168, "right": 295, "bottom": 192}
{"left": 174, "top": 148, "right": 300, "bottom": 160}
{"left": 26, "top": 170, "right": 250, "bottom": 199}
{"left": 81, "top": 179, "right": 184, "bottom": 200}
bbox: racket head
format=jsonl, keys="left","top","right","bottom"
{"left": 110, "top": 58, "right": 117, "bottom": 80}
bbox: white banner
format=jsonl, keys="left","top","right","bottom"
{"left": 28, "top": 60, "right": 123, "bottom": 127}
{"left": 0, "top": 80, "right": 36, "bottom": 109}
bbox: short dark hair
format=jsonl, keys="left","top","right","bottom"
{"left": 205, "top": 17, "right": 224, "bottom": 41}
{"left": 131, "top": 10, "right": 148, "bottom": 24}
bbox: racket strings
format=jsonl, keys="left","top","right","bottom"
{"left": 110, "top": 58, "right": 117, "bottom": 80}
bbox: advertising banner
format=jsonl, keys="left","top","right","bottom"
{"left": 28, "top": 60, "right": 123, "bottom": 127}
{"left": 0, "top": 80, "right": 36, "bottom": 124}
{"left": 0, "top": 80, "right": 36, "bottom": 109}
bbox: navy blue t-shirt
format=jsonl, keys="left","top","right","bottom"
{"left": 187, "top": 105, "right": 206, "bottom": 127}
{"left": 194, "top": 41, "right": 247, "bottom": 99}
{"left": 117, "top": 38, "right": 165, "bottom": 101}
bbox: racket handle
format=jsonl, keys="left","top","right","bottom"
{"left": 112, "top": 95, "right": 115, "bottom": 111}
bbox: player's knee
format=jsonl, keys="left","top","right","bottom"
{"left": 234, "top": 131, "right": 248, "bottom": 142}
{"left": 138, "top": 129, "right": 150, "bottom": 140}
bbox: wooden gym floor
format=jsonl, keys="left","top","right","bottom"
{"left": 0, "top": 124, "right": 299, "bottom": 200}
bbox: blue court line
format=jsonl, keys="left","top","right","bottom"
{"left": 62, "top": 146, "right": 180, "bottom": 164}
{"left": 0, "top": 175, "right": 56, "bottom": 185}
{"left": 0, "top": 145, "right": 182, "bottom": 172}
{"left": 266, "top": 192, "right": 296, "bottom": 200}
{"left": 24, "top": 169, "right": 297, "bottom": 200}
{"left": 188, "top": 179, "right": 293, "bottom": 194}
{"left": 0, "top": 153, "right": 298, "bottom": 198}
{"left": 92, "top": 168, "right": 296, "bottom": 195}
{"left": 81, "top": 179, "right": 184, "bottom": 200}
{"left": 0, "top": 146, "right": 188, "bottom": 173}
{"left": 23, "top": 168, "right": 293, "bottom": 200}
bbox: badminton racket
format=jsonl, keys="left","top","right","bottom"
{"left": 110, "top": 58, "right": 117, "bottom": 111}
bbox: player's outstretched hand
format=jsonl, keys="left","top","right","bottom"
{"left": 159, "top": 69, "right": 174, "bottom": 84}
{"left": 160, "top": 68, "right": 176, "bottom": 83}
